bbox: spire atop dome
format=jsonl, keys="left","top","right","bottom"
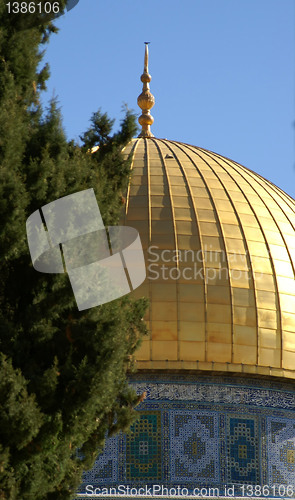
{"left": 137, "top": 42, "right": 155, "bottom": 138}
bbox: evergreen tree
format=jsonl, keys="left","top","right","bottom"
{"left": 0, "top": 3, "right": 147, "bottom": 499}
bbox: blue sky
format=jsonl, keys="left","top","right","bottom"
{"left": 42, "top": 0, "right": 295, "bottom": 197}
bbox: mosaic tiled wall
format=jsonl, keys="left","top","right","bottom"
{"left": 78, "top": 375, "right": 295, "bottom": 496}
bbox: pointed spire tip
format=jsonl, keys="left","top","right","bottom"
{"left": 137, "top": 43, "right": 155, "bottom": 138}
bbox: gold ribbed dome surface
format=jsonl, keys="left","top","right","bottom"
{"left": 121, "top": 137, "right": 295, "bottom": 379}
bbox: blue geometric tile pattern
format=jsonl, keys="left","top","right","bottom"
{"left": 81, "top": 434, "right": 118, "bottom": 484}
{"left": 226, "top": 416, "right": 259, "bottom": 484}
{"left": 170, "top": 411, "right": 219, "bottom": 483}
{"left": 78, "top": 375, "right": 295, "bottom": 496}
{"left": 267, "top": 417, "right": 295, "bottom": 486}
{"left": 126, "top": 412, "right": 161, "bottom": 481}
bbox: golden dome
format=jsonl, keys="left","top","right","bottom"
{"left": 121, "top": 137, "right": 295, "bottom": 380}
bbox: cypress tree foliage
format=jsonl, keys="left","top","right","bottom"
{"left": 0, "top": 3, "right": 147, "bottom": 499}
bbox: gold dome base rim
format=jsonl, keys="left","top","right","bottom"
{"left": 134, "top": 360, "right": 295, "bottom": 381}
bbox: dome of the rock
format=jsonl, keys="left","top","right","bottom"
{"left": 77, "top": 44, "right": 295, "bottom": 499}
{"left": 121, "top": 137, "right": 295, "bottom": 379}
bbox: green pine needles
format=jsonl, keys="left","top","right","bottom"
{"left": 0, "top": 4, "right": 147, "bottom": 499}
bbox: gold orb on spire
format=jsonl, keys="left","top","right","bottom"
{"left": 137, "top": 43, "right": 155, "bottom": 138}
